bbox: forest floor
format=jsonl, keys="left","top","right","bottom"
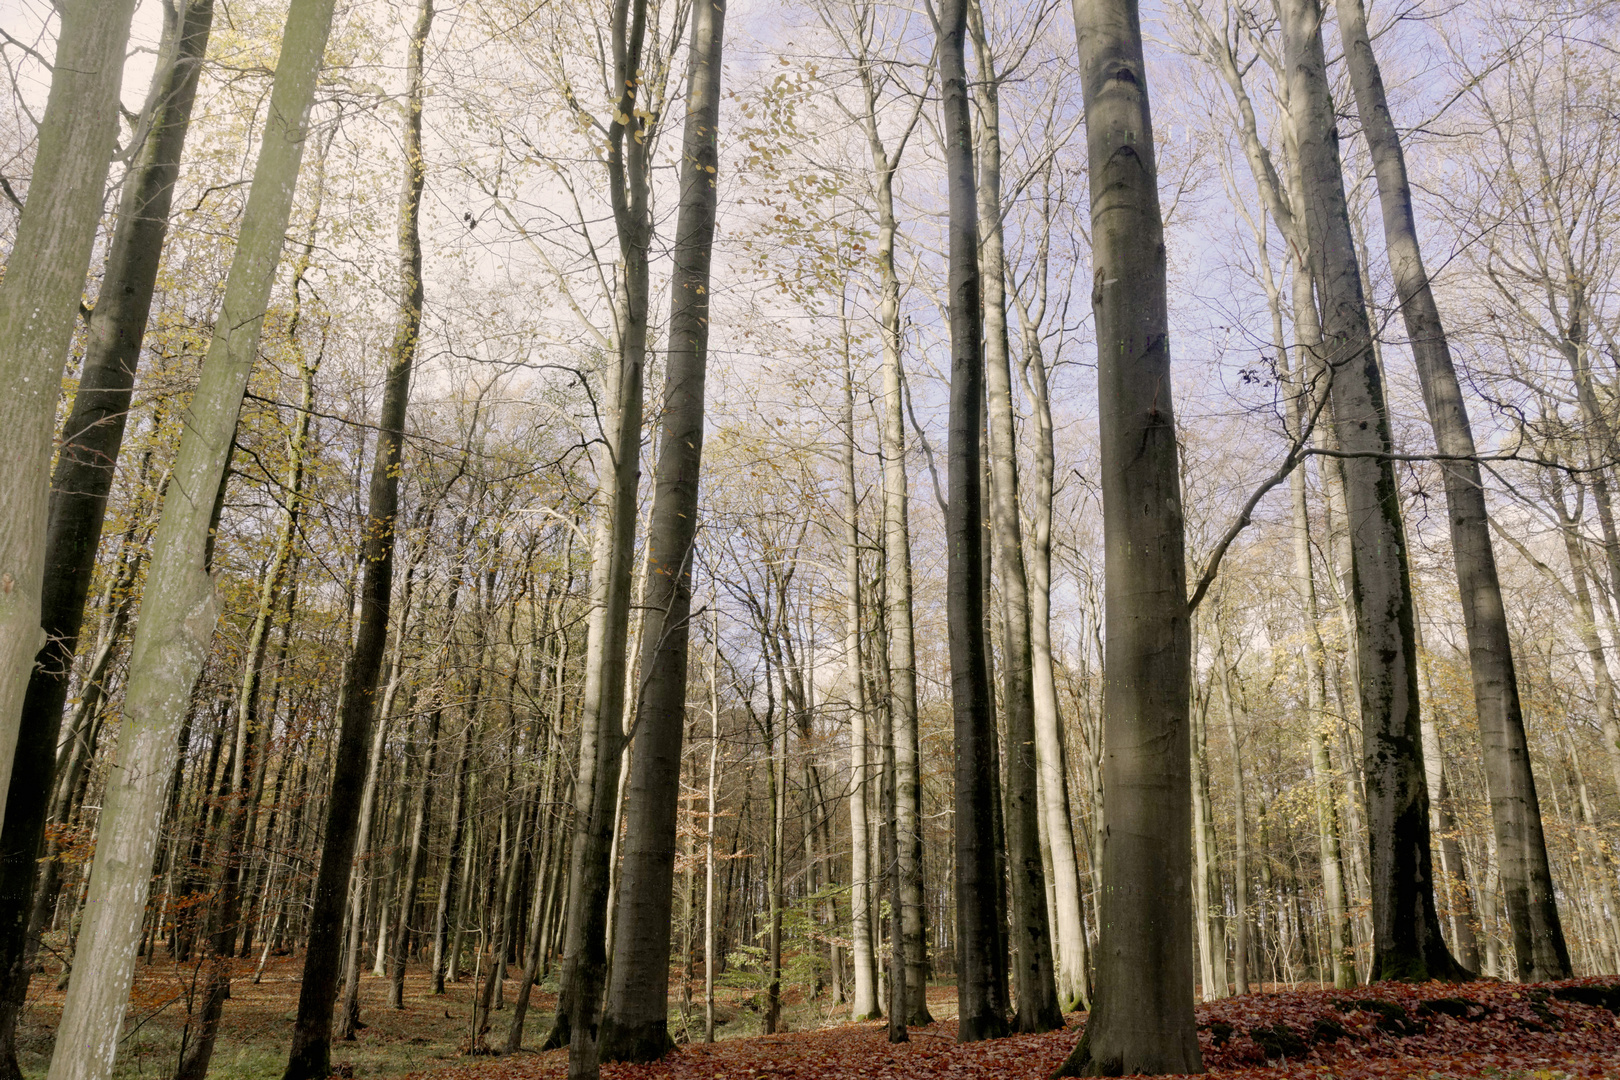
{"left": 15, "top": 960, "right": 1620, "bottom": 1080}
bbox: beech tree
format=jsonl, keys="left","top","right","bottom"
{"left": 1056, "top": 0, "right": 1201, "bottom": 1071}
{"left": 1278, "top": 0, "right": 1465, "bottom": 983}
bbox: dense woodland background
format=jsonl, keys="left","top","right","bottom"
{"left": 1, "top": 0, "right": 1619, "bottom": 1077}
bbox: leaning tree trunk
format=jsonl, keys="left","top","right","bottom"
{"left": 968, "top": 0, "right": 1062, "bottom": 1033}
{"left": 43, "top": 6, "right": 337, "bottom": 1080}
{"left": 1278, "top": 0, "right": 1464, "bottom": 985}
{"left": 1333, "top": 0, "right": 1568, "bottom": 982}
{"left": 1054, "top": 0, "right": 1201, "bottom": 1073}
{"left": 175, "top": 285, "right": 322, "bottom": 1080}
{"left": 596, "top": 0, "right": 727, "bottom": 1061}
{"left": 281, "top": 2, "right": 429, "bottom": 1072}
{"left": 0, "top": 0, "right": 138, "bottom": 831}
{"left": 938, "top": 0, "right": 1008, "bottom": 1045}
{"left": 0, "top": 5, "right": 213, "bottom": 1074}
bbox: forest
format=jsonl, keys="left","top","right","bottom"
{"left": 1, "top": 0, "right": 1619, "bottom": 1077}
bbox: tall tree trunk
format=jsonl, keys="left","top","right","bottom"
{"left": 0, "top": 0, "right": 139, "bottom": 828}
{"left": 1278, "top": 0, "right": 1463, "bottom": 985}
{"left": 335, "top": 708, "right": 397, "bottom": 1040}
{"left": 939, "top": 0, "right": 1007, "bottom": 1044}
{"left": 377, "top": 0, "right": 435, "bottom": 1016}
{"left": 0, "top": 5, "right": 213, "bottom": 1067}
{"left": 43, "top": 6, "right": 337, "bottom": 1080}
{"left": 1056, "top": 0, "right": 1201, "bottom": 1072}
{"left": 597, "top": 0, "right": 726, "bottom": 1060}
{"left": 1332, "top": 0, "right": 1567, "bottom": 981}
{"left": 968, "top": 0, "right": 1062, "bottom": 1034}
{"left": 1011, "top": 175, "right": 1089, "bottom": 1015}
{"left": 282, "top": 0, "right": 428, "bottom": 1068}
{"left": 847, "top": 30, "right": 933, "bottom": 1027}
{"left": 842, "top": 338, "right": 881, "bottom": 1021}
{"left": 561, "top": 0, "right": 654, "bottom": 1070}
{"left": 175, "top": 276, "right": 322, "bottom": 1080}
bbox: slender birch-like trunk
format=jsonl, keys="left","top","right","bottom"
{"left": 561, "top": 0, "right": 654, "bottom": 1070}
{"left": 1056, "top": 0, "right": 1201, "bottom": 1071}
{"left": 44, "top": 6, "right": 337, "bottom": 1080}
{"left": 1010, "top": 174, "right": 1089, "bottom": 1015}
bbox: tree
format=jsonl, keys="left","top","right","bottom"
{"left": 1055, "top": 0, "right": 1202, "bottom": 1072}
{"left": 1277, "top": 0, "right": 1464, "bottom": 984}
{"left": 1333, "top": 0, "right": 1570, "bottom": 982}
{"left": 597, "top": 0, "right": 729, "bottom": 1060}
{"left": 0, "top": 0, "right": 140, "bottom": 833}
{"left": 42, "top": 4, "right": 339, "bottom": 1079}
{"left": 0, "top": 4, "right": 214, "bottom": 1074}
{"left": 280, "top": 0, "right": 431, "bottom": 1072}
{"left": 938, "top": 0, "right": 1009, "bottom": 1045}
{"left": 968, "top": 0, "right": 1063, "bottom": 1032}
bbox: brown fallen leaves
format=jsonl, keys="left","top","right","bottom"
{"left": 399, "top": 979, "right": 1620, "bottom": 1080}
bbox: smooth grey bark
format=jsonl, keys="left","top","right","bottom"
{"left": 0, "top": 3, "right": 212, "bottom": 1072}
{"left": 841, "top": 28, "right": 934, "bottom": 1023}
{"left": 596, "top": 0, "right": 725, "bottom": 1060}
{"left": 561, "top": 0, "right": 654, "bottom": 1070}
{"left": 596, "top": 0, "right": 722, "bottom": 1055}
{"left": 1190, "top": 679, "right": 1227, "bottom": 1001}
{"left": 1332, "top": 0, "right": 1568, "bottom": 982}
{"left": 967, "top": 0, "right": 1062, "bottom": 1033}
{"left": 842, "top": 330, "right": 881, "bottom": 1021}
{"left": 1055, "top": 0, "right": 1201, "bottom": 1072}
{"left": 939, "top": 0, "right": 1008, "bottom": 1045}
{"left": 1278, "top": 0, "right": 1463, "bottom": 984}
{"left": 44, "top": 4, "right": 337, "bottom": 1079}
{"left": 0, "top": 0, "right": 139, "bottom": 828}
{"left": 1010, "top": 176, "right": 1090, "bottom": 1015}
{"left": 281, "top": 0, "right": 427, "bottom": 1068}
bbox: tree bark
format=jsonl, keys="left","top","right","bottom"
{"left": 842, "top": 335, "right": 881, "bottom": 1021}
{"left": 1011, "top": 175, "right": 1089, "bottom": 1015}
{"left": 1333, "top": 0, "right": 1568, "bottom": 982}
{"left": 1055, "top": 0, "right": 1201, "bottom": 1072}
{"left": 1278, "top": 0, "right": 1463, "bottom": 985}
{"left": 281, "top": 0, "right": 427, "bottom": 1067}
{"left": 43, "top": 5, "right": 337, "bottom": 1080}
{"left": 0, "top": 0, "right": 139, "bottom": 829}
{"left": 560, "top": 0, "right": 654, "bottom": 1070}
{"left": 939, "top": 0, "right": 1008, "bottom": 1045}
{"left": 594, "top": 0, "right": 725, "bottom": 1062}
{"left": 968, "top": 0, "right": 1062, "bottom": 1033}
{"left": 0, "top": 5, "right": 214, "bottom": 1071}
